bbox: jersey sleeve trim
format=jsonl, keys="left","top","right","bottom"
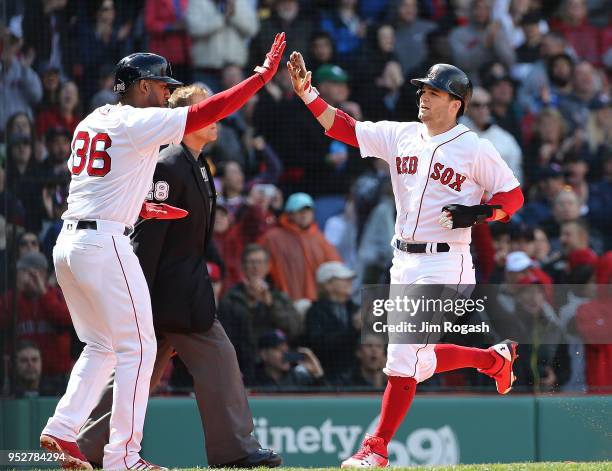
{"left": 176, "top": 106, "right": 188, "bottom": 144}
{"left": 354, "top": 121, "right": 371, "bottom": 158}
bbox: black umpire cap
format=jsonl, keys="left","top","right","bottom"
{"left": 113, "top": 52, "right": 183, "bottom": 94}
{"left": 411, "top": 63, "right": 473, "bottom": 116}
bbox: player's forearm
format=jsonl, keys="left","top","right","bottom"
{"left": 314, "top": 103, "right": 337, "bottom": 130}
{"left": 185, "top": 73, "right": 265, "bottom": 134}
{"left": 299, "top": 91, "right": 359, "bottom": 148}
{"left": 299, "top": 88, "right": 335, "bottom": 130}
{"left": 486, "top": 186, "right": 524, "bottom": 222}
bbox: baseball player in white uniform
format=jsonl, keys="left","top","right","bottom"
{"left": 287, "top": 54, "right": 525, "bottom": 467}
{"left": 40, "top": 33, "right": 286, "bottom": 471}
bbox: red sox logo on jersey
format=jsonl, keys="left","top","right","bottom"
{"left": 396, "top": 156, "right": 418, "bottom": 175}
{"left": 395, "top": 156, "right": 466, "bottom": 192}
{"left": 430, "top": 163, "right": 466, "bottom": 192}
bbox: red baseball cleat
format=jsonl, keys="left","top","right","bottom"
{"left": 129, "top": 458, "right": 168, "bottom": 470}
{"left": 341, "top": 434, "right": 389, "bottom": 468}
{"left": 478, "top": 339, "right": 519, "bottom": 394}
{"left": 40, "top": 434, "right": 93, "bottom": 470}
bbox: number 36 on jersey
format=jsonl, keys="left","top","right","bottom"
{"left": 70, "top": 131, "right": 112, "bottom": 177}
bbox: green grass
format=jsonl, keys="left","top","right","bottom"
{"left": 174, "top": 464, "right": 612, "bottom": 471}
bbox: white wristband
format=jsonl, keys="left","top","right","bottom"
{"left": 301, "top": 86, "right": 319, "bottom": 105}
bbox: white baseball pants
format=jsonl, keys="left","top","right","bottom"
{"left": 384, "top": 245, "right": 476, "bottom": 383}
{"left": 42, "top": 220, "right": 156, "bottom": 470}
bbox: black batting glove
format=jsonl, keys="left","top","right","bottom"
{"left": 439, "top": 204, "right": 502, "bottom": 229}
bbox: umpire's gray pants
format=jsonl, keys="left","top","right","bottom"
{"left": 77, "top": 320, "right": 261, "bottom": 466}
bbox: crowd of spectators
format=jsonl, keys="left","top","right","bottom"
{"left": 0, "top": 0, "right": 611, "bottom": 396}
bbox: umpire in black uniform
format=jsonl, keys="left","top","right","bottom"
{"left": 77, "top": 85, "right": 281, "bottom": 468}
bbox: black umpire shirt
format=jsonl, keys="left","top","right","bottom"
{"left": 132, "top": 143, "right": 217, "bottom": 333}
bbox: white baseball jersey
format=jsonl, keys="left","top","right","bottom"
{"left": 62, "top": 104, "right": 189, "bottom": 226}
{"left": 355, "top": 121, "right": 519, "bottom": 244}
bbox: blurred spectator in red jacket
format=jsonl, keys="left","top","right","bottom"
{"left": 550, "top": 0, "right": 606, "bottom": 65}
{"left": 575, "top": 251, "right": 612, "bottom": 393}
{"left": 0, "top": 253, "right": 73, "bottom": 378}
{"left": 36, "top": 81, "right": 81, "bottom": 138}
{"left": 144, "top": 0, "right": 192, "bottom": 83}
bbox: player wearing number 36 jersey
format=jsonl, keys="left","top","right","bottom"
{"left": 288, "top": 54, "right": 524, "bottom": 468}
{"left": 40, "top": 34, "right": 286, "bottom": 471}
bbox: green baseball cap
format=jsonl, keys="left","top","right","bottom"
{"left": 314, "top": 64, "right": 349, "bottom": 84}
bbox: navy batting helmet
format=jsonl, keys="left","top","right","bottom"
{"left": 113, "top": 53, "right": 183, "bottom": 94}
{"left": 411, "top": 64, "right": 473, "bottom": 116}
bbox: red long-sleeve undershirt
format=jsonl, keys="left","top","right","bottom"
{"left": 487, "top": 186, "right": 524, "bottom": 222}
{"left": 184, "top": 73, "right": 265, "bottom": 134}
{"left": 325, "top": 108, "right": 359, "bottom": 147}
{"left": 306, "top": 97, "right": 360, "bottom": 147}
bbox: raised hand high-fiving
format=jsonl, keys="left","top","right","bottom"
{"left": 254, "top": 32, "right": 287, "bottom": 83}
{"left": 286, "top": 51, "right": 313, "bottom": 97}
